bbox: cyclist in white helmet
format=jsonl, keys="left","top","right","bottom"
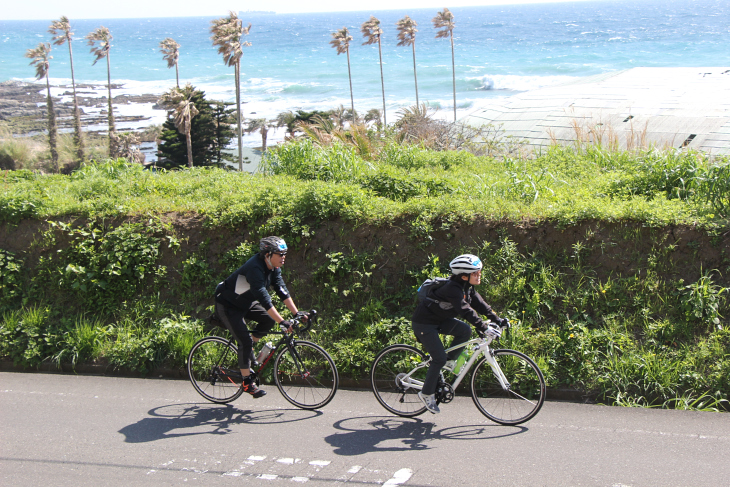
{"left": 411, "top": 253, "right": 508, "bottom": 414}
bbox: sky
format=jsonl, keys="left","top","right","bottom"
{"left": 2, "top": 0, "right": 597, "bottom": 21}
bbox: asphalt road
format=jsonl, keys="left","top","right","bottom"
{"left": 1, "top": 371, "right": 728, "bottom": 486}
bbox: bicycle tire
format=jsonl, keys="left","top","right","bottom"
{"left": 187, "top": 336, "right": 244, "bottom": 404}
{"left": 370, "top": 344, "right": 428, "bottom": 417}
{"left": 273, "top": 340, "right": 339, "bottom": 410}
{"left": 470, "top": 349, "right": 545, "bottom": 425}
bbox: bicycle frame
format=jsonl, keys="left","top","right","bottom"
{"left": 399, "top": 335, "right": 511, "bottom": 393}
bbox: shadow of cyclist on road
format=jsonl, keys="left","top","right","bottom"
{"left": 324, "top": 416, "right": 526, "bottom": 455}
{"left": 119, "top": 403, "right": 321, "bottom": 443}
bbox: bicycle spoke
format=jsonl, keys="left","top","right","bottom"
{"left": 471, "top": 349, "right": 545, "bottom": 425}
{"left": 187, "top": 336, "right": 244, "bottom": 404}
{"left": 274, "top": 341, "right": 338, "bottom": 410}
{"left": 370, "top": 345, "right": 428, "bottom": 417}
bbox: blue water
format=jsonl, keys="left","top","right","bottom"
{"left": 1, "top": 0, "right": 729, "bottom": 122}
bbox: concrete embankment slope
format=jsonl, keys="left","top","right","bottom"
{"left": 464, "top": 67, "right": 730, "bottom": 155}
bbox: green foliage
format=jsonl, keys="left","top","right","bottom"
{"left": 220, "top": 241, "right": 258, "bottom": 274}
{"left": 49, "top": 220, "right": 170, "bottom": 313}
{"left": 678, "top": 270, "right": 727, "bottom": 327}
{"left": 0, "top": 306, "right": 56, "bottom": 367}
{"left": 0, "top": 249, "right": 23, "bottom": 310}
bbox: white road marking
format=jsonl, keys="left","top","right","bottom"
{"left": 223, "top": 471, "right": 244, "bottom": 477}
{"left": 309, "top": 460, "right": 331, "bottom": 467}
{"left": 258, "top": 474, "right": 278, "bottom": 480}
{"left": 291, "top": 477, "right": 309, "bottom": 483}
{"left": 277, "top": 458, "right": 301, "bottom": 465}
{"left": 383, "top": 468, "right": 413, "bottom": 486}
{"left": 248, "top": 455, "right": 267, "bottom": 461}
{"left": 348, "top": 466, "right": 363, "bottom": 474}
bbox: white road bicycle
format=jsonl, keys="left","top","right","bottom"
{"left": 370, "top": 328, "right": 546, "bottom": 425}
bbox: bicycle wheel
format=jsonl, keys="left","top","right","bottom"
{"left": 370, "top": 344, "right": 428, "bottom": 417}
{"left": 187, "top": 336, "right": 244, "bottom": 404}
{"left": 471, "top": 349, "right": 545, "bottom": 425}
{"left": 274, "top": 340, "right": 339, "bottom": 410}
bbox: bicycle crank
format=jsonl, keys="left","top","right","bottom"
{"left": 436, "top": 382, "right": 455, "bottom": 403}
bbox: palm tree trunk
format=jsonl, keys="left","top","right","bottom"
{"left": 346, "top": 48, "right": 355, "bottom": 123}
{"left": 175, "top": 63, "right": 179, "bottom": 88}
{"left": 67, "top": 40, "right": 85, "bottom": 162}
{"left": 261, "top": 126, "right": 268, "bottom": 152}
{"left": 45, "top": 75, "right": 59, "bottom": 172}
{"left": 185, "top": 129, "right": 193, "bottom": 168}
{"left": 378, "top": 38, "right": 387, "bottom": 128}
{"left": 106, "top": 53, "right": 116, "bottom": 157}
{"left": 450, "top": 33, "right": 456, "bottom": 122}
{"left": 411, "top": 43, "right": 419, "bottom": 107}
{"left": 235, "top": 62, "right": 243, "bottom": 171}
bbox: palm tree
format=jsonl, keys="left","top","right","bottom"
{"left": 25, "top": 43, "right": 58, "bottom": 172}
{"left": 210, "top": 11, "right": 251, "bottom": 171}
{"left": 361, "top": 16, "right": 387, "bottom": 128}
{"left": 396, "top": 16, "right": 419, "bottom": 106}
{"left": 330, "top": 27, "right": 355, "bottom": 121}
{"left": 433, "top": 8, "right": 457, "bottom": 122}
{"left": 86, "top": 26, "right": 116, "bottom": 157}
{"left": 246, "top": 118, "right": 276, "bottom": 152}
{"left": 158, "top": 84, "right": 199, "bottom": 168}
{"left": 49, "top": 16, "right": 84, "bottom": 162}
{"left": 159, "top": 37, "right": 181, "bottom": 88}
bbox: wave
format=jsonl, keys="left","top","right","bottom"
{"left": 469, "top": 74, "right": 580, "bottom": 92}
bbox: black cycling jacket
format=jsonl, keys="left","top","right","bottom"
{"left": 411, "top": 275, "right": 500, "bottom": 331}
{"left": 216, "top": 254, "right": 290, "bottom": 311}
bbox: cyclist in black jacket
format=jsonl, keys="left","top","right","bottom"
{"left": 412, "top": 254, "right": 507, "bottom": 413}
{"left": 214, "top": 236, "right": 306, "bottom": 398}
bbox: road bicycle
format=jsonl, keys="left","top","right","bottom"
{"left": 187, "top": 310, "right": 339, "bottom": 410}
{"left": 370, "top": 325, "right": 545, "bottom": 425}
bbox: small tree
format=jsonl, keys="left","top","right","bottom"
{"left": 246, "top": 118, "right": 277, "bottom": 152}
{"left": 86, "top": 26, "right": 116, "bottom": 157}
{"left": 396, "top": 16, "right": 419, "bottom": 107}
{"left": 157, "top": 85, "right": 222, "bottom": 169}
{"left": 159, "top": 38, "right": 181, "bottom": 88}
{"left": 112, "top": 132, "right": 144, "bottom": 164}
{"left": 25, "top": 43, "right": 58, "bottom": 172}
{"left": 158, "top": 85, "right": 199, "bottom": 168}
{"left": 330, "top": 27, "right": 355, "bottom": 120}
{"left": 211, "top": 101, "right": 236, "bottom": 166}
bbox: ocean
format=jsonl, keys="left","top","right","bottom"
{"left": 1, "top": 0, "right": 729, "bottom": 145}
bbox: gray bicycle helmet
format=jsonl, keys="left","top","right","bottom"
{"left": 259, "top": 236, "right": 288, "bottom": 254}
{"left": 449, "top": 254, "right": 483, "bottom": 275}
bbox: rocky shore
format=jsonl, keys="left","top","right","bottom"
{"left": 0, "top": 80, "right": 160, "bottom": 135}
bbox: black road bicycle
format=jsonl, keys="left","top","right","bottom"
{"left": 187, "top": 310, "right": 339, "bottom": 410}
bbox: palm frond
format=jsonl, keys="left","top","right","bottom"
{"left": 432, "top": 8, "right": 455, "bottom": 39}
{"left": 361, "top": 16, "right": 382, "bottom": 45}
{"left": 159, "top": 38, "right": 180, "bottom": 69}
{"left": 396, "top": 16, "right": 418, "bottom": 47}
{"left": 49, "top": 16, "right": 72, "bottom": 46}
{"left": 330, "top": 27, "right": 352, "bottom": 55}
{"left": 25, "top": 43, "right": 52, "bottom": 80}
{"left": 86, "top": 26, "right": 112, "bottom": 65}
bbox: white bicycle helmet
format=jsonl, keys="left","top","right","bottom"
{"left": 259, "top": 236, "right": 288, "bottom": 254}
{"left": 449, "top": 254, "right": 483, "bottom": 275}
